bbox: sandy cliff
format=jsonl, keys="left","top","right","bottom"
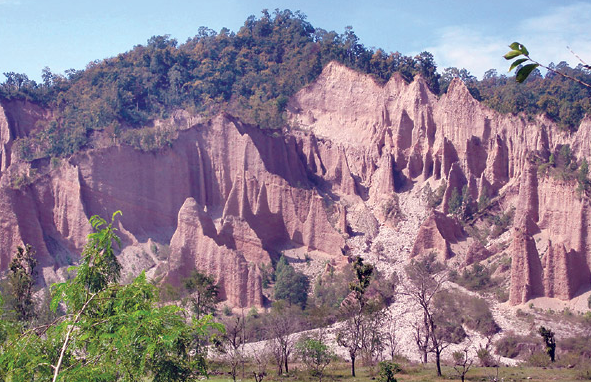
{"left": 289, "top": 62, "right": 591, "bottom": 305}
{"left": 0, "top": 62, "right": 590, "bottom": 306}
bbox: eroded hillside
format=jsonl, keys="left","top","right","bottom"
{"left": 1, "top": 62, "right": 590, "bottom": 311}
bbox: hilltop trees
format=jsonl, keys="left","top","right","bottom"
{"left": 4, "top": 10, "right": 445, "bottom": 161}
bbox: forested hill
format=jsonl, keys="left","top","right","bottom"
{"left": 1, "top": 9, "right": 591, "bottom": 161}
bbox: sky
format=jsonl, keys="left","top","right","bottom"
{"left": 1, "top": 0, "right": 590, "bottom": 82}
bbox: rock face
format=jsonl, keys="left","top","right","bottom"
{"left": 0, "top": 112, "right": 346, "bottom": 306}
{"left": 166, "top": 198, "right": 264, "bottom": 307}
{"left": 410, "top": 211, "right": 463, "bottom": 262}
{"left": 509, "top": 228, "right": 544, "bottom": 305}
{"left": 0, "top": 100, "right": 49, "bottom": 171}
{"left": 288, "top": 62, "right": 591, "bottom": 305}
{"left": 1, "top": 62, "right": 591, "bottom": 306}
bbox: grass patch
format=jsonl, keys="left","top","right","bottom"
{"left": 206, "top": 361, "right": 586, "bottom": 381}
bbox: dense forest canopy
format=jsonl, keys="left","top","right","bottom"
{"left": 1, "top": 9, "right": 591, "bottom": 161}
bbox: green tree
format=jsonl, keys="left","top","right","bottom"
{"left": 0, "top": 212, "right": 223, "bottom": 381}
{"left": 296, "top": 336, "right": 335, "bottom": 382}
{"left": 274, "top": 256, "right": 309, "bottom": 309}
{"left": 538, "top": 326, "right": 556, "bottom": 362}
{"left": 7, "top": 244, "right": 37, "bottom": 322}
{"left": 349, "top": 256, "right": 374, "bottom": 306}
{"left": 578, "top": 158, "right": 589, "bottom": 192}
{"left": 336, "top": 256, "right": 380, "bottom": 377}
{"left": 183, "top": 270, "right": 220, "bottom": 319}
{"left": 448, "top": 187, "right": 462, "bottom": 216}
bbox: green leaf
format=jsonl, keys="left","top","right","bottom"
{"left": 509, "top": 42, "right": 529, "bottom": 55}
{"left": 509, "top": 42, "right": 521, "bottom": 50}
{"left": 503, "top": 50, "right": 523, "bottom": 60}
{"left": 509, "top": 58, "right": 529, "bottom": 72}
{"left": 516, "top": 63, "right": 540, "bottom": 83}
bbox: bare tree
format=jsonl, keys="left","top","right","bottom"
{"left": 476, "top": 334, "right": 498, "bottom": 367}
{"left": 221, "top": 316, "right": 245, "bottom": 382}
{"left": 266, "top": 301, "right": 299, "bottom": 375}
{"left": 383, "top": 314, "right": 398, "bottom": 361}
{"left": 251, "top": 343, "right": 271, "bottom": 382}
{"left": 453, "top": 342, "right": 474, "bottom": 382}
{"left": 404, "top": 255, "right": 447, "bottom": 376}
{"left": 362, "top": 308, "right": 387, "bottom": 376}
{"left": 336, "top": 305, "right": 368, "bottom": 377}
{"left": 337, "top": 302, "right": 371, "bottom": 377}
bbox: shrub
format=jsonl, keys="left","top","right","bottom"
{"left": 378, "top": 361, "right": 400, "bottom": 382}
{"left": 560, "top": 335, "right": 591, "bottom": 358}
{"left": 425, "top": 181, "right": 446, "bottom": 209}
{"left": 526, "top": 351, "right": 552, "bottom": 367}
{"left": 496, "top": 333, "right": 539, "bottom": 359}
{"left": 450, "top": 262, "right": 500, "bottom": 292}
{"left": 313, "top": 265, "right": 354, "bottom": 309}
{"left": 435, "top": 290, "right": 499, "bottom": 336}
{"left": 477, "top": 347, "right": 497, "bottom": 367}
{"left": 448, "top": 187, "right": 463, "bottom": 216}
{"left": 576, "top": 359, "right": 591, "bottom": 380}
{"left": 296, "top": 336, "right": 335, "bottom": 382}
{"left": 382, "top": 195, "right": 404, "bottom": 222}
{"left": 489, "top": 207, "right": 515, "bottom": 238}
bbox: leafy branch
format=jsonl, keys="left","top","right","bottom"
{"left": 504, "top": 42, "right": 591, "bottom": 88}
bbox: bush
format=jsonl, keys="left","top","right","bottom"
{"left": 448, "top": 187, "right": 463, "bottom": 216}
{"left": 489, "top": 207, "right": 515, "bottom": 238}
{"left": 576, "top": 359, "right": 591, "bottom": 380}
{"left": 313, "top": 265, "right": 354, "bottom": 309}
{"left": 425, "top": 181, "right": 446, "bottom": 209}
{"left": 382, "top": 195, "right": 404, "bottom": 222}
{"left": 450, "top": 262, "right": 500, "bottom": 292}
{"left": 560, "top": 335, "right": 591, "bottom": 358}
{"left": 496, "top": 333, "right": 539, "bottom": 359}
{"left": 477, "top": 347, "right": 497, "bottom": 367}
{"left": 526, "top": 351, "right": 552, "bottom": 367}
{"left": 296, "top": 336, "right": 335, "bottom": 382}
{"left": 435, "top": 290, "right": 499, "bottom": 336}
{"left": 378, "top": 361, "right": 400, "bottom": 382}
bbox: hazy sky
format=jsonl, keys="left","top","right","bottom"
{"left": 1, "top": 0, "right": 590, "bottom": 81}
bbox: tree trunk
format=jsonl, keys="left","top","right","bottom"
{"left": 435, "top": 349, "right": 442, "bottom": 377}
{"left": 351, "top": 355, "right": 356, "bottom": 377}
{"left": 284, "top": 352, "right": 289, "bottom": 374}
{"left": 277, "top": 356, "right": 283, "bottom": 376}
{"left": 422, "top": 349, "right": 427, "bottom": 364}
